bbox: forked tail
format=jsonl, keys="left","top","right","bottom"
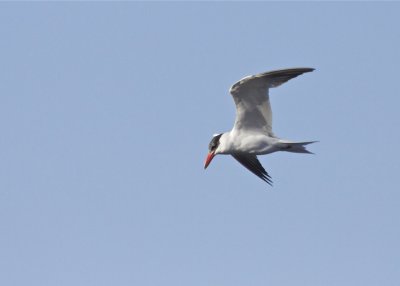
{"left": 278, "top": 141, "right": 318, "bottom": 154}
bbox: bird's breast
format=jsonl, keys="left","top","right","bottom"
{"left": 223, "top": 132, "right": 279, "bottom": 155}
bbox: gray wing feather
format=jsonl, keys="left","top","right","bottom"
{"left": 230, "top": 68, "right": 314, "bottom": 135}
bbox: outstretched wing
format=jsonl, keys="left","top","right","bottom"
{"left": 229, "top": 68, "right": 314, "bottom": 135}
{"left": 231, "top": 153, "right": 273, "bottom": 185}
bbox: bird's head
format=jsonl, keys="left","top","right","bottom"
{"left": 204, "top": 133, "right": 223, "bottom": 169}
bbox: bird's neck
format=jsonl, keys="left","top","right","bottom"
{"left": 217, "top": 132, "right": 234, "bottom": 154}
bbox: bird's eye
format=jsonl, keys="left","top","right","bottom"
{"left": 209, "top": 133, "right": 222, "bottom": 151}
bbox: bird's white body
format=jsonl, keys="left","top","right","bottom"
{"left": 204, "top": 68, "right": 316, "bottom": 185}
{"left": 217, "top": 131, "right": 281, "bottom": 155}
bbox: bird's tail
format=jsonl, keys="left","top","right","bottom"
{"left": 278, "top": 140, "right": 318, "bottom": 154}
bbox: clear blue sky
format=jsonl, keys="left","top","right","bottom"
{"left": 1, "top": 2, "right": 399, "bottom": 286}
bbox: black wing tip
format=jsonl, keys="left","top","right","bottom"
{"left": 231, "top": 153, "right": 273, "bottom": 186}
{"left": 251, "top": 67, "right": 314, "bottom": 85}
{"left": 300, "top": 67, "right": 315, "bottom": 74}
{"left": 254, "top": 159, "right": 273, "bottom": 186}
{"left": 284, "top": 67, "right": 315, "bottom": 71}
{"left": 247, "top": 165, "right": 273, "bottom": 186}
{"left": 260, "top": 172, "right": 273, "bottom": 186}
{"left": 270, "top": 67, "right": 315, "bottom": 75}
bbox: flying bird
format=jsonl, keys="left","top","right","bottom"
{"left": 204, "top": 68, "right": 316, "bottom": 185}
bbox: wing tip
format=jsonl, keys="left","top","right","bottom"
{"left": 230, "top": 67, "right": 315, "bottom": 93}
{"left": 231, "top": 153, "right": 274, "bottom": 186}
{"left": 269, "top": 67, "right": 315, "bottom": 75}
{"left": 261, "top": 173, "right": 273, "bottom": 186}
{"left": 262, "top": 177, "right": 273, "bottom": 186}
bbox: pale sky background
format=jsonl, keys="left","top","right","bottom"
{"left": 1, "top": 2, "right": 399, "bottom": 286}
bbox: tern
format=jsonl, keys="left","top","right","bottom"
{"left": 204, "top": 68, "right": 316, "bottom": 185}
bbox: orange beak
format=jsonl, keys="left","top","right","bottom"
{"left": 204, "top": 152, "right": 215, "bottom": 169}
